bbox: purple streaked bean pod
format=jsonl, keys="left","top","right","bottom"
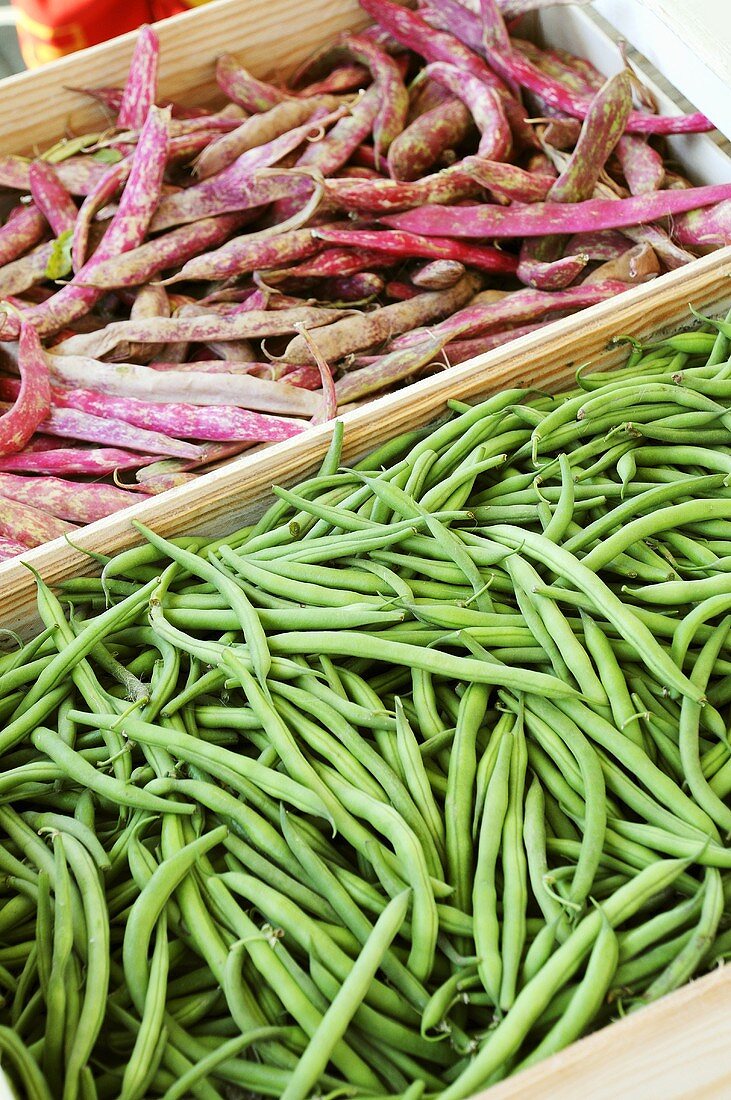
{"left": 565, "top": 230, "right": 631, "bottom": 261}
{"left": 130, "top": 283, "right": 171, "bottom": 321}
{"left": 295, "top": 84, "right": 381, "bottom": 176}
{"left": 71, "top": 158, "right": 131, "bottom": 271}
{"left": 548, "top": 73, "right": 633, "bottom": 203}
{"left": 444, "top": 321, "right": 551, "bottom": 363}
{"left": 0, "top": 492, "right": 77, "bottom": 546}
{"left": 462, "top": 156, "right": 555, "bottom": 202}
{"left": 0, "top": 155, "right": 105, "bottom": 196}
{"left": 520, "top": 70, "right": 633, "bottom": 268}
{"left": 297, "top": 64, "right": 370, "bottom": 97}
{"left": 312, "top": 272, "right": 385, "bottom": 302}
{"left": 516, "top": 248, "right": 589, "bottom": 289}
{"left": 148, "top": 169, "right": 314, "bottom": 231}
{"left": 133, "top": 471, "right": 199, "bottom": 493}
{"left": 216, "top": 53, "right": 289, "bottom": 113}
{"left": 0, "top": 535, "right": 32, "bottom": 560}
{"left": 325, "top": 163, "right": 482, "bottom": 212}
{"left": 53, "top": 387, "right": 305, "bottom": 443}
{"left": 2, "top": 105, "right": 171, "bottom": 340}
{"left": 77, "top": 213, "right": 251, "bottom": 289}
{"left": 478, "top": 28, "right": 714, "bottom": 133}
{"left": 0, "top": 377, "right": 201, "bottom": 458}
{"left": 342, "top": 33, "right": 409, "bottom": 165}
{"left": 0, "top": 447, "right": 162, "bottom": 476}
{"left": 0, "top": 473, "right": 141, "bottom": 523}
{"left": 378, "top": 182, "right": 731, "bottom": 237}
{"left": 50, "top": 305, "right": 347, "bottom": 359}
{"left": 583, "top": 241, "right": 660, "bottom": 284}
{"left": 672, "top": 201, "right": 731, "bottom": 249}
{"left": 28, "top": 161, "right": 78, "bottom": 238}
{"left": 389, "top": 279, "right": 628, "bottom": 348}
{"left": 0, "top": 206, "right": 47, "bottom": 267}
{"left": 411, "top": 259, "right": 466, "bottom": 289}
{"left": 387, "top": 98, "right": 473, "bottom": 181}
{"left": 279, "top": 271, "right": 478, "bottom": 363}
{"left": 0, "top": 241, "right": 56, "bottom": 298}
{"left": 44, "top": 355, "right": 321, "bottom": 416}
{"left": 194, "top": 97, "right": 338, "bottom": 180}
{"left": 615, "top": 135, "right": 665, "bottom": 194}
{"left": 117, "top": 26, "right": 159, "bottom": 130}
{"left": 542, "top": 117, "right": 582, "bottom": 149}
{"left": 311, "top": 226, "right": 518, "bottom": 274}
{"left": 334, "top": 330, "right": 451, "bottom": 402}
{"left": 263, "top": 246, "right": 396, "bottom": 281}
{"left": 39, "top": 406, "right": 202, "bottom": 459}
{"left": 424, "top": 62, "right": 511, "bottom": 161}
{"left": 163, "top": 227, "right": 324, "bottom": 283}
{"left": 620, "top": 222, "right": 697, "bottom": 270}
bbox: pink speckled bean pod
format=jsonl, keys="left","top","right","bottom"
{"left": 0, "top": 321, "right": 50, "bottom": 456}
{"left": 77, "top": 213, "right": 250, "bottom": 289}
{"left": 263, "top": 246, "right": 395, "bottom": 281}
{"left": 53, "top": 387, "right": 305, "bottom": 443}
{"left": 311, "top": 226, "right": 518, "bottom": 274}
{"left": 51, "top": 305, "right": 347, "bottom": 359}
{"left": 0, "top": 473, "right": 141, "bottom": 523}
{"left": 28, "top": 161, "right": 78, "bottom": 238}
{"left": 672, "top": 201, "right": 731, "bottom": 250}
{"left": 387, "top": 99, "right": 473, "bottom": 182}
{"left": 297, "top": 64, "right": 370, "bottom": 97}
{"left": 2, "top": 105, "right": 171, "bottom": 340}
{"left": 0, "top": 242, "right": 56, "bottom": 299}
{"left": 334, "top": 331, "right": 451, "bottom": 402}
{"left": 0, "top": 448, "right": 162, "bottom": 476}
{"left": 148, "top": 170, "right": 314, "bottom": 232}
{"left": 164, "top": 227, "right": 323, "bottom": 283}
{"left": 44, "top": 355, "right": 321, "bottom": 416}
{"left": 0, "top": 206, "right": 47, "bottom": 268}
{"left": 378, "top": 183, "right": 731, "bottom": 237}
{"left": 516, "top": 251, "right": 590, "bottom": 290}
{"left": 424, "top": 61, "right": 510, "bottom": 160}
{"left": 462, "top": 156, "right": 555, "bottom": 202}
{"left": 0, "top": 535, "right": 32, "bottom": 560}
{"left": 325, "top": 164, "right": 482, "bottom": 212}
{"left": 195, "top": 97, "right": 338, "bottom": 180}
{"left": 343, "top": 33, "right": 409, "bottom": 166}
{"left": 615, "top": 135, "right": 666, "bottom": 195}
{"left": 280, "top": 271, "right": 479, "bottom": 363}
{"left": 216, "top": 53, "right": 289, "bottom": 113}
{"left": 117, "top": 25, "right": 160, "bottom": 130}
{"left": 388, "top": 280, "right": 628, "bottom": 349}
{"left": 0, "top": 492, "right": 77, "bottom": 546}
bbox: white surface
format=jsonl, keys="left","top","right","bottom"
{"left": 593, "top": 0, "right": 731, "bottom": 141}
{"left": 534, "top": 4, "right": 731, "bottom": 185}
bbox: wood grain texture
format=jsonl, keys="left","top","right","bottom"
{"left": 472, "top": 966, "right": 731, "bottom": 1100}
{"left": 2, "top": 244, "right": 730, "bottom": 641}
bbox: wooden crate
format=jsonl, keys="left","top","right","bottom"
{"left": 1, "top": 235, "right": 731, "bottom": 1100}
{"left": 1, "top": 9, "right": 731, "bottom": 1091}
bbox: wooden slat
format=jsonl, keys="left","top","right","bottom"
{"left": 2, "top": 244, "right": 730, "bottom": 640}
{"left": 472, "top": 966, "right": 731, "bottom": 1100}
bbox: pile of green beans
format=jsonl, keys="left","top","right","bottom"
{"left": 4, "top": 309, "right": 731, "bottom": 1099}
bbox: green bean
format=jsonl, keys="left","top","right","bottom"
{"left": 0, "top": 1026, "right": 53, "bottom": 1100}
{"left": 517, "top": 912, "right": 619, "bottom": 1071}
{"left": 120, "top": 914, "right": 169, "bottom": 1100}
{"left": 280, "top": 890, "right": 410, "bottom": 1100}
{"left": 62, "top": 836, "right": 110, "bottom": 1100}
{"left": 440, "top": 856, "right": 689, "bottom": 1100}
{"left": 473, "top": 723, "right": 512, "bottom": 1005}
